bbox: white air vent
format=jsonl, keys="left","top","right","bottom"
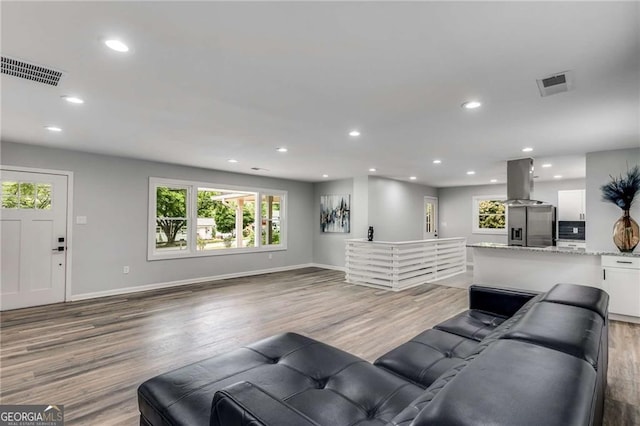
{"left": 536, "top": 70, "right": 573, "bottom": 97}
{"left": 1, "top": 56, "right": 63, "bottom": 86}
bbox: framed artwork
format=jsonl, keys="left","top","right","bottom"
{"left": 320, "top": 194, "right": 350, "bottom": 233}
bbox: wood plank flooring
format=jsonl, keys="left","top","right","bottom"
{"left": 0, "top": 267, "right": 638, "bottom": 425}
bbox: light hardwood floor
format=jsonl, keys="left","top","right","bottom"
{"left": 0, "top": 267, "right": 638, "bottom": 425}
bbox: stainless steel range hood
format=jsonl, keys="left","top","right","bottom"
{"left": 505, "top": 158, "right": 544, "bottom": 205}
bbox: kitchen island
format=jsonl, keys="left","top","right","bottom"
{"left": 470, "top": 242, "right": 604, "bottom": 292}
{"left": 469, "top": 242, "right": 640, "bottom": 322}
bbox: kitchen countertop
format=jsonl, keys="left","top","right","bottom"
{"left": 468, "top": 242, "right": 640, "bottom": 258}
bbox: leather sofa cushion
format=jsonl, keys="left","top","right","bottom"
{"left": 374, "top": 329, "right": 478, "bottom": 388}
{"left": 434, "top": 309, "right": 506, "bottom": 341}
{"left": 542, "top": 283, "right": 609, "bottom": 319}
{"left": 138, "top": 332, "right": 423, "bottom": 426}
{"left": 402, "top": 339, "right": 597, "bottom": 426}
{"left": 498, "top": 301, "right": 604, "bottom": 368}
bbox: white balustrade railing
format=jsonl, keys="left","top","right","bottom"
{"left": 345, "top": 237, "right": 467, "bottom": 291}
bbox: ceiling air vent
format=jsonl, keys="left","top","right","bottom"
{"left": 536, "top": 70, "right": 573, "bottom": 97}
{"left": 1, "top": 56, "right": 63, "bottom": 86}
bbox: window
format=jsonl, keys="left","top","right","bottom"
{"left": 155, "top": 185, "right": 189, "bottom": 252}
{"left": 1, "top": 181, "right": 52, "bottom": 210}
{"left": 473, "top": 195, "right": 507, "bottom": 234}
{"left": 149, "top": 178, "right": 286, "bottom": 259}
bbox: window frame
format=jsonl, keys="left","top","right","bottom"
{"left": 148, "top": 177, "right": 287, "bottom": 260}
{"left": 472, "top": 195, "right": 508, "bottom": 235}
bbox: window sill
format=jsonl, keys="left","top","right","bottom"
{"left": 472, "top": 229, "right": 507, "bottom": 235}
{"left": 148, "top": 244, "right": 287, "bottom": 261}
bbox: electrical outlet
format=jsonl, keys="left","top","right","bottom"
{"left": 123, "top": 266, "right": 130, "bottom": 274}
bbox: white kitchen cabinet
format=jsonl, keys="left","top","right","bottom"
{"left": 602, "top": 255, "right": 640, "bottom": 318}
{"left": 558, "top": 190, "right": 586, "bottom": 221}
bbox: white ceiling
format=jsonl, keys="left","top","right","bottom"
{"left": 1, "top": 1, "right": 638, "bottom": 187}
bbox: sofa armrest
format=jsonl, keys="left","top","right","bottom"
{"left": 469, "top": 285, "right": 539, "bottom": 318}
{"left": 210, "top": 381, "right": 321, "bottom": 426}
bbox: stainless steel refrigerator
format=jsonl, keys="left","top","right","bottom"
{"left": 508, "top": 205, "right": 556, "bottom": 247}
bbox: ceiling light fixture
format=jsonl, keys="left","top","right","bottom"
{"left": 542, "top": 163, "right": 552, "bottom": 168}
{"left": 322, "top": 174, "right": 329, "bottom": 178}
{"left": 467, "top": 171, "right": 476, "bottom": 175}
{"left": 462, "top": 101, "right": 482, "bottom": 109}
{"left": 276, "top": 147, "right": 288, "bottom": 153}
{"left": 228, "top": 159, "right": 238, "bottom": 163}
{"left": 433, "top": 159, "right": 442, "bottom": 164}
{"left": 369, "top": 168, "right": 376, "bottom": 172}
{"left": 554, "top": 175, "right": 563, "bottom": 179}
{"left": 45, "top": 126, "right": 62, "bottom": 132}
{"left": 62, "top": 96, "right": 84, "bottom": 104}
{"left": 490, "top": 179, "right": 498, "bottom": 183}
{"left": 104, "top": 39, "right": 129, "bottom": 52}
{"left": 522, "top": 147, "right": 534, "bottom": 152}
{"left": 409, "top": 176, "right": 417, "bottom": 180}
{"left": 349, "top": 130, "right": 361, "bottom": 137}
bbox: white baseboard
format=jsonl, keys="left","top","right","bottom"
{"left": 70, "top": 263, "right": 322, "bottom": 302}
{"left": 609, "top": 313, "right": 640, "bottom": 325}
{"left": 308, "top": 263, "right": 347, "bottom": 272}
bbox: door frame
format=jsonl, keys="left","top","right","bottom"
{"left": 423, "top": 196, "right": 439, "bottom": 240}
{"left": 1, "top": 165, "right": 74, "bottom": 302}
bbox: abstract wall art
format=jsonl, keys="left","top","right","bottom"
{"left": 320, "top": 194, "right": 350, "bottom": 233}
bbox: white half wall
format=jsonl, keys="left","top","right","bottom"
{"left": 1, "top": 142, "right": 314, "bottom": 297}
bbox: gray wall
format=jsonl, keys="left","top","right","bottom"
{"left": 438, "top": 178, "right": 586, "bottom": 261}
{"left": 1, "top": 142, "right": 314, "bottom": 297}
{"left": 586, "top": 148, "right": 640, "bottom": 252}
{"left": 312, "top": 178, "right": 355, "bottom": 267}
{"left": 438, "top": 184, "right": 508, "bottom": 260}
{"left": 311, "top": 176, "right": 438, "bottom": 267}
{"left": 367, "top": 176, "right": 437, "bottom": 242}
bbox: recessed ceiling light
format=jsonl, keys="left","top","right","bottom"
{"left": 228, "top": 159, "right": 238, "bottom": 163}
{"left": 467, "top": 171, "right": 476, "bottom": 175}
{"left": 542, "top": 163, "right": 552, "bottom": 168}
{"left": 490, "top": 179, "right": 498, "bottom": 183}
{"left": 62, "top": 96, "right": 84, "bottom": 104}
{"left": 276, "top": 147, "right": 288, "bottom": 153}
{"left": 349, "top": 130, "right": 361, "bottom": 137}
{"left": 369, "top": 168, "right": 376, "bottom": 172}
{"left": 462, "top": 101, "right": 482, "bottom": 109}
{"left": 433, "top": 159, "right": 442, "bottom": 164}
{"left": 322, "top": 174, "right": 329, "bottom": 178}
{"left": 554, "top": 175, "right": 563, "bottom": 179}
{"left": 522, "top": 147, "right": 534, "bottom": 152}
{"left": 45, "top": 126, "right": 62, "bottom": 132}
{"left": 409, "top": 176, "right": 417, "bottom": 180}
{"left": 104, "top": 39, "right": 129, "bottom": 52}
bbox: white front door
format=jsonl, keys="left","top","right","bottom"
{"left": 424, "top": 196, "right": 438, "bottom": 239}
{"left": 1, "top": 170, "right": 68, "bottom": 310}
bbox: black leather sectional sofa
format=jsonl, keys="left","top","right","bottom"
{"left": 138, "top": 283, "right": 609, "bottom": 426}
